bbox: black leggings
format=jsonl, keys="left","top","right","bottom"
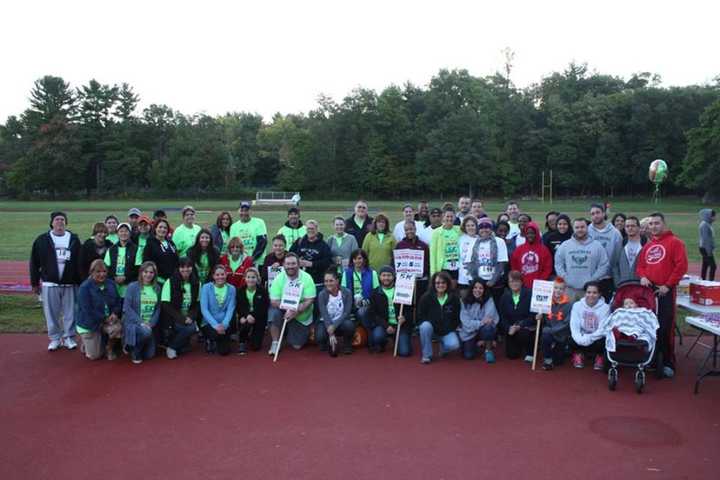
{"left": 700, "top": 248, "right": 716, "bottom": 281}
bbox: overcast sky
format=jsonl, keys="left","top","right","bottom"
{"left": 1, "top": 0, "right": 718, "bottom": 123}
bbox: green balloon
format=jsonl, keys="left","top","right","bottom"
{"left": 651, "top": 159, "right": 668, "bottom": 184}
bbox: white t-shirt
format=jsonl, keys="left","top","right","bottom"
{"left": 507, "top": 222, "right": 521, "bottom": 239}
{"left": 50, "top": 231, "right": 71, "bottom": 278}
{"left": 393, "top": 220, "right": 425, "bottom": 242}
{"left": 326, "top": 291, "right": 344, "bottom": 324}
{"left": 457, "top": 234, "right": 478, "bottom": 285}
{"left": 418, "top": 225, "right": 437, "bottom": 246}
{"left": 472, "top": 237, "right": 509, "bottom": 282}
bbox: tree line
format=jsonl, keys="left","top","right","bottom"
{"left": 1, "top": 63, "right": 719, "bottom": 200}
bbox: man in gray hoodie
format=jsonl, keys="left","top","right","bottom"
{"left": 555, "top": 218, "right": 610, "bottom": 300}
{"left": 699, "top": 209, "right": 716, "bottom": 281}
{"left": 612, "top": 216, "right": 646, "bottom": 286}
{"left": 588, "top": 203, "right": 622, "bottom": 301}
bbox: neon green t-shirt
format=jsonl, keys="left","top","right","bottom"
{"left": 173, "top": 224, "right": 201, "bottom": 258}
{"left": 105, "top": 246, "right": 128, "bottom": 297}
{"left": 441, "top": 228, "right": 460, "bottom": 270}
{"left": 383, "top": 287, "right": 397, "bottom": 325}
{"left": 341, "top": 269, "right": 379, "bottom": 298}
{"left": 140, "top": 285, "right": 158, "bottom": 323}
{"left": 161, "top": 280, "right": 194, "bottom": 316}
{"left": 107, "top": 233, "right": 119, "bottom": 244}
{"left": 230, "top": 217, "right": 267, "bottom": 262}
{"left": 229, "top": 254, "right": 246, "bottom": 272}
{"left": 437, "top": 293, "right": 448, "bottom": 306}
{"left": 197, "top": 252, "right": 210, "bottom": 283}
{"left": 214, "top": 284, "right": 228, "bottom": 305}
{"left": 245, "top": 288, "right": 256, "bottom": 312}
{"left": 220, "top": 230, "right": 229, "bottom": 255}
{"left": 135, "top": 234, "right": 148, "bottom": 265}
{"left": 269, "top": 270, "right": 317, "bottom": 326}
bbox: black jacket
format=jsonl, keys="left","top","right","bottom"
{"left": 143, "top": 236, "right": 179, "bottom": 280}
{"left": 417, "top": 292, "right": 461, "bottom": 336}
{"left": 106, "top": 241, "right": 139, "bottom": 284}
{"left": 498, "top": 287, "right": 534, "bottom": 328}
{"left": 345, "top": 215, "right": 373, "bottom": 248}
{"left": 369, "top": 286, "right": 414, "bottom": 330}
{"left": 161, "top": 277, "right": 200, "bottom": 327}
{"left": 79, "top": 238, "right": 112, "bottom": 281}
{"left": 290, "top": 233, "right": 332, "bottom": 284}
{"left": 30, "top": 231, "right": 82, "bottom": 286}
{"left": 236, "top": 285, "right": 270, "bottom": 324}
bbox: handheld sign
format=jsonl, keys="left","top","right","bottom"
{"left": 530, "top": 279, "right": 554, "bottom": 314}
{"left": 280, "top": 279, "right": 302, "bottom": 311}
{"left": 394, "top": 249, "right": 425, "bottom": 278}
{"left": 393, "top": 272, "right": 416, "bottom": 306}
{"left": 267, "top": 266, "right": 283, "bottom": 288}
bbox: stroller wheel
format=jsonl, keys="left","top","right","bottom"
{"left": 608, "top": 368, "right": 618, "bottom": 391}
{"left": 635, "top": 370, "right": 645, "bottom": 394}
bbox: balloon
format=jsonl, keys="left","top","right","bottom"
{"left": 649, "top": 159, "right": 668, "bottom": 184}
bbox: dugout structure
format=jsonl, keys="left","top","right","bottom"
{"left": 254, "top": 191, "right": 301, "bottom": 206}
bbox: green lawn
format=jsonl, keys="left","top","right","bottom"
{"left": 0, "top": 294, "right": 46, "bottom": 333}
{"left": 0, "top": 197, "right": 708, "bottom": 262}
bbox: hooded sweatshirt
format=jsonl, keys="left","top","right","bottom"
{"left": 540, "top": 294, "right": 573, "bottom": 343}
{"left": 278, "top": 220, "right": 306, "bottom": 248}
{"left": 699, "top": 209, "right": 715, "bottom": 254}
{"left": 570, "top": 297, "right": 610, "bottom": 346}
{"left": 290, "top": 232, "right": 332, "bottom": 285}
{"left": 635, "top": 230, "right": 688, "bottom": 288}
{"left": 510, "top": 222, "right": 553, "bottom": 289}
{"left": 588, "top": 221, "right": 623, "bottom": 279}
{"left": 327, "top": 233, "right": 359, "bottom": 270}
{"left": 542, "top": 214, "right": 572, "bottom": 258}
{"left": 554, "top": 235, "right": 610, "bottom": 290}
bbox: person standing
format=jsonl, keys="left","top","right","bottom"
{"left": 30, "top": 211, "right": 82, "bottom": 351}
{"left": 277, "top": 207, "right": 306, "bottom": 248}
{"left": 132, "top": 215, "right": 153, "bottom": 265}
{"left": 454, "top": 196, "right": 472, "bottom": 225}
{"left": 418, "top": 207, "right": 442, "bottom": 245}
{"left": 229, "top": 201, "right": 268, "bottom": 266}
{"left": 393, "top": 204, "right": 424, "bottom": 242}
{"left": 220, "top": 237, "right": 254, "bottom": 289}
{"left": 327, "top": 216, "right": 359, "bottom": 273}
{"left": 505, "top": 201, "right": 521, "bottom": 239}
{"left": 415, "top": 201, "right": 430, "bottom": 224}
{"left": 636, "top": 212, "right": 688, "bottom": 378}
{"left": 188, "top": 229, "right": 221, "bottom": 285}
{"left": 142, "top": 218, "right": 178, "bottom": 283}
{"left": 290, "top": 220, "right": 333, "bottom": 288}
{"left": 510, "top": 222, "right": 553, "bottom": 290}
{"left": 588, "top": 203, "right": 623, "bottom": 302}
{"left": 699, "top": 209, "right": 716, "bottom": 281}
{"left": 457, "top": 216, "right": 479, "bottom": 291}
{"left": 127, "top": 208, "right": 142, "bottom": 234}
{"left": 611, "top": 216, "right": 646, "bottom": 286}
{"left": 467, "top": 217, "right": 509, "bottom": 307}
{"left": 345, "top": 200, "right": 373, "bottom": 247}
{"left": 430, "top": 209, "right": 461, "bottom": 280}
{"left": 262, "top": 235, "right": 288, "bottom": 287}
{"left": 210, "top": 211, "right": 233, "bottom": 256}
{"left": 395, "top": 220, "right": 430, "bottom": 297}
{"left": 104, "top": 215, "right": 120, "bottom": 244}
{"left": 104, "top": 223, "right": 138, "bottom": 301}
{"left": 79, "top": 222, "right": 112, "bottom": 281}
{"left": 173, "top": 206, "right": 202, "bottom": 258}
{"left": 470, "top": 199, "right": 487, "bottom": 219}
{"left": 554, "top": 218, "right": 609, "bottom": 301}
{"left": 542, "top": 214, "right": 572, "bottom": 262}
{"left": 362, "top": 214, "right": 396, "bottom": 272}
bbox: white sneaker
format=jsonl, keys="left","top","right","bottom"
{"left": 166, "top": 347, "right": 178, "bottom": 360}
{"left": 268, "top": 341, "right": 279, "bottom": 356}
{"left": 48, "top": 339, "right": 61, "bottom": 351}
{"left": 524, "top": 355, "right": 534, "bottom": 363}
{"left": 63, "top": 337, "right": 77, "bottom": 350}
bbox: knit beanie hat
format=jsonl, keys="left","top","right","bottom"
{"left": 49, "top": 211, "right": 67, "bottom": 227}
{"left": 378, "top": 265, "right": 395, "bottom": 276}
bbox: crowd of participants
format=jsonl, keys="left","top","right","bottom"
{"left": 29, "top": 198, "right": 714, "bottom": 377}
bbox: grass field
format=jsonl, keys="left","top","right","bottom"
{"left": 0, "top": 197, "right": 709, "bottom": 261}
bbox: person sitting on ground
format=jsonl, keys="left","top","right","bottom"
{"left": 235, "top": 267, "right": 269, "bottom": 354}
{"left": 569, "top": 281, "right": 610, "bottom": 370}
{"left": 160, "top": 257, "right": 200, "bottom": 359}
{"left": 369, "top": 266, "right": 413, "bottom": 357}
{"left": 76, "top": 259, "right": 122, "bottom": 360}
{"left": 418, "top": 271, "right": 462, "bottom": 364}
{"left": 316, "top": 268, "right": 355, "bottom": 356}
{"left": 200, "top": 264, "right": 237, "bottom": 356}
{"left": 327, "top": 216, "right": 359, "bottom": 273}
{"left": 220, "top": 236, "right": 254, "bottom": 289}
{"left": 267, "top": 253, "right": 317, "bottom": 354}
{"left": 459, "top": 280, "right": 499, "bottom": 363}
{"left": 123, "top": 261, "right": 162, "bottom": 364}
{"left": 499, "top": 270, "right": 535, "bottom": 362}
{"left": 538, "top": 277, "right": 573, "bottom": 370}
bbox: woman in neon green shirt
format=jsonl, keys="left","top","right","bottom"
{"left": 189, "top": 228, "right": 220, "bottom": 284}
{"left": 430, "top": 209, "right": 461, "bottom": 281}
{"left": 122, "top": 261, "right": 162, "bottom": 364}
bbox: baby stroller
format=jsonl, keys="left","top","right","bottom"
{"left": 604, "top": 282, "right": 660, "bottom": 394}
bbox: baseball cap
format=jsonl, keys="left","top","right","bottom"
{"left": 127, "top": 208, "right": 141, "bottom": 217}
{"left": 239, "top": 201, "right": 252, "bottom": 209}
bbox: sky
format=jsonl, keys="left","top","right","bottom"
{"left": 1, "top": 0, "right": 718, "bottom": 123}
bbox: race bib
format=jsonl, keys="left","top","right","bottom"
{"left": 280, "top": 280, "right": 302, "bottom": 310}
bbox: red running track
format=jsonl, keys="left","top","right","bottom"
{"left": 0, "top": 334, "right": 718, "bottom": 480}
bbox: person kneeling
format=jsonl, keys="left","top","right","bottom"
{"left": 76, "top": 259, "right": 123, "bottom": 360}
{"left": 500, "top": 271, "right": 535, "bottom": 362}
{"left": 538, "top": 277, "right": 573, "bottom": 370}
{"left": 236, "top": 268, "right": 269, "bottom": 354}
{"left": 459, "top": 280, "right": 499, "bottom": 363}
{"left": 418, "top": 271, "right": 461, "bottom": 364}
{"left": 123, "top": 262, "right": 162, "bottom": 364}
{"left": 200, "top": 265, "right": 237, "bottom": 356}
{"left": 569, "top": 281, "right": 610, "bottom": 370}
{"left": 369, "top": 266, "right": 413, "bottom": 357}
{"left": 316, "top": 268, "right": 355, "bottom": 356}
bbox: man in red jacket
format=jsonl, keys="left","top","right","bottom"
{"left": 636, "top": 212, "right": 688, "bottom": 378}
{"left": 510, "top": 222, "right": 553, "bottom": 289}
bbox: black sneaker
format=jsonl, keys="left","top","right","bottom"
{"left": 342, "top": 343, "right": 353, "bottom": 355}
{"left": 542, "top": 361, "right": 554, "bottom": 371}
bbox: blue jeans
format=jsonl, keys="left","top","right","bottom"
{"left": 358, "top": 306, "right": 387, "bottom": 349}
{"left": 396, "top": 328, "right": 412, "bottom": 357}
{"left": 132, "top": 325, "right": 156, "bottom": 360}
{"left": 169, "top": 323, "right": 196, "bottom": 352}
{"left": 419, "top": 321, "right": 460, "bottom": 360}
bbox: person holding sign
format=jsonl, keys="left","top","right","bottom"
{"left": 316, "top": 268, "right": 355, "bottom": 356}
{"left": 261, "top": 235, "right": 288, "bottom": 287}
{"left": 418, "top": 271, "right": 462, "bottom": 364}
{"left": 430, "top": 209, "right": 461, "bottom": 282}
{"left": 235, "top": 268, "right": 269, "bottom": 354}
{"left": 369, "top": 267, "right": 414, "bottom": 357}
{"left": 341, "top": 249, "right": 380, "bottom": 340}
{"left": 395, "top": 220, "right": 430, "bottom": 298}
{"left": 122, "top": 261, "right": 162, "bottom": 364}
{"left": 499, "top": 271, "right": 535, "bottom": 362}
{"left": 327, "top": 216, "right": 358, "bottom": 274}
{"left": 199, "top": 264, "right": 237, "bottom": 356}
{"left": 267, "top": 253, "right": 317, "bottom": 355}
{"left": 537, "top": 277, "right": 573, "bottom": 370}
{"left": 569, "top": 281, "right": 610, "bottom": 370}
{"left": 459, "top": 280, "right": 499, "bottom": 363}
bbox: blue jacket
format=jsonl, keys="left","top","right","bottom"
{"left": 77, "top": 278, "right": 121, "bottom": 332}
{"left": 122, "top": 281, "right": 161, "bottom": 346}
{"left": 200, "top": 282, "right": 237, "bottom": 328}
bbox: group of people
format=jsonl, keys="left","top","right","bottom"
{"left": 29, "top": 197, "right": 705, "bottom": 377}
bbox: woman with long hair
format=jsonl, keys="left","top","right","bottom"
{"left": 361, "top": 213, "right": 396, "bottom": 272}
{"left": 122, "top": 261, "right": 162, "bottom": 364}
{"left": 417, "top": 271, "right": 461, "bottom": 364}
{"left": 459, "top": 280, "right": 499, "bottom": 363}
{"left": 235, "top": 267, "right": 269, "bottom": 354}
{"left": 211, "top": 211, "right": 233, "bottom": 256}
{"left": 79, "top": 222, "right": 112, "bottom": 281}
{"left": 188, "top": 228, "right": 220, "bottom": 284}
{"left": 160, "top": 257, "right": 200, "bottom": 359}
{"left": 142, "top": 218, "right": 178, "bottom": 283}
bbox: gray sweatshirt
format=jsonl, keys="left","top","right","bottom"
{"left": 327, "top": 234, "right": 359, "bottom": 268}
{"left": 612, "top": 238, "right": 644, "bottom": 286}
{"left": 588, "top": 222, "right": 622, "bottom": 279}
{"left": 554, "top": 236, "right": 610, "bottom": 290}
{"left": 699, "top": 209, "right": 715, "bottom": 254}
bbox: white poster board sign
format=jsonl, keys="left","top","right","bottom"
{"left": 280, "top": 279, "right": 302, "bottom": 310}
{"left": 394, "top": 249, "right": 425, "bottom": 277}
{"left": 393, "top": 273, "right": 416, "bottom": 306}
{"left": 530, "top": 279, "right": 554, "bottom": 314}
{"left": 267, "top": 266, "right": 283, "bottom": 287}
